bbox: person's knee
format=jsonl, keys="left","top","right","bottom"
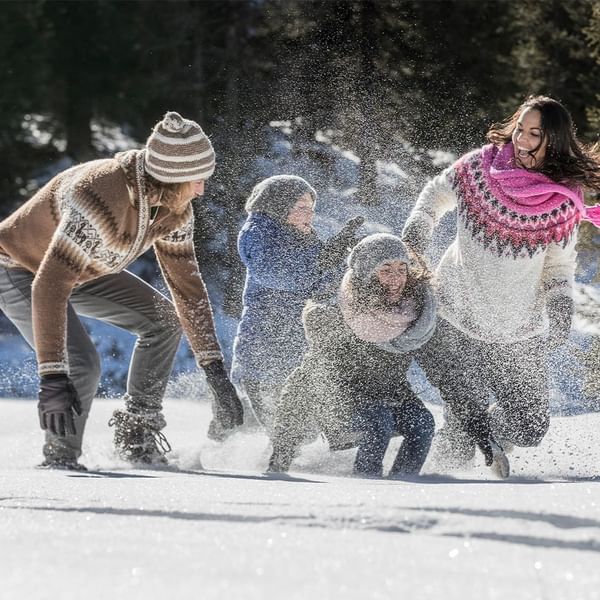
{"left": 492, "top": 406, "right": 549, "bottom": 447}
{"left": 361, "top": 422, "right": 394, "bottom": 448}
{"left": 403, "top": 405, "right": 435, "bottom": 442}
{"left": 151, "top": 304, "right": 183, "bottom": 343}
{"left": 514, "top": 413, "right": 549, "bottom": 446}
{"left": 358, "top": 404, "right": 395, "bottom": 435}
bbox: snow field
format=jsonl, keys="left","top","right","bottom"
{"left": 0, "top": 397, "right": 599, "bottom": 600}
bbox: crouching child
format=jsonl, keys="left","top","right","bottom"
{"left": 268, "top": 233, "right": 436, "bottom": 478}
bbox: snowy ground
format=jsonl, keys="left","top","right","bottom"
{"left": 1, "top": 397, "right": 599, "bottom": 600}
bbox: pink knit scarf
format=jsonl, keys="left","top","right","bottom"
{"left": 482, "top": 143, "right": 600, "bottom": 225}
{"left": 452, "top": 143, "right": 597, "bottom": 254}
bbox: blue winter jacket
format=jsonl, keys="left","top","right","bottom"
{"left": 231, "top": 212, "right": 338, "bottom": 385}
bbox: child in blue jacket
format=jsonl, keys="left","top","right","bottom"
{"left": 229, "top": 175, "right": 363, "bottom": 432}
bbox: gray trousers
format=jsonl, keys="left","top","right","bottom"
{"left": 416, "top": 318, "right": 550, "bottom": 447}
{"left": 0, "top": 267, "right": 182, "bottom": 460}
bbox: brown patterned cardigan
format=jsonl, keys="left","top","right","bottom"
{"left": 0, "top": 149, "right": 222, "bottom": 375}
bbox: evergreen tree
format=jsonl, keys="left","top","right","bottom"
{"left": 584, "top": 0, "right": 600, "bottom": 135}
{"left": 507, "top": 0, "right": 599, "bottom": 139}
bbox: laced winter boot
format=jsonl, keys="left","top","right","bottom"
{"left": 108, "top": 409, "right": 171, "bottom": 465}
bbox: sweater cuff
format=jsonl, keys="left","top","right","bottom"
{"left": 38, "top": 361, "right": 69, "bottom": 376}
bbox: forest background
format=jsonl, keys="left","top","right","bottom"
{"left": 2, "top": 0, "right": 600, "bottom": 397}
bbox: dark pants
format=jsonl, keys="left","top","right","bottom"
{"left": 0, "top": 267, "right": 182, "bottom": 460}
{"left": 417, "top": 318, "right": 550, "bottom": 447}
{"left": 352, "top": 397, "right": 435, "bottom": 477}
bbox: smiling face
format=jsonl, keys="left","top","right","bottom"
{"left": 286, "top": 193, "right": 315, "bottom": 233}
{"left": 512, "top": 108, "right": 548, "bottom": 170}
{"left": 375, "top": 260, "right": 408, "bottom": 301}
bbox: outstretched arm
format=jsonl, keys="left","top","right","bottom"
{"left": 401, "top": 166, "right": 457, "bottom": 256}
{"left": 33, "top": 207, "right": 91, "bottom": 435}
{"left": 154, "top": 212, "right": 222, "bottom": 366}
{"left": 154, "top": 213, "right": 243, "bottom": 429}
{"left": 33, "top": 207, "right": 90, "bottom": 375}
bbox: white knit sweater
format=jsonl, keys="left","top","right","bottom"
{"left": 402, "top": 161, "right": 578, "bottom": 344}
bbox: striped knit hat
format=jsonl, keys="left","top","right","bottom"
{"left": 145, "top": 111, "right": 215, "bottom": 183}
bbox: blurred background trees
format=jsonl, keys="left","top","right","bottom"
{"left": 2, "top": 0, "right": 599, "bottom": 210}
{"left": 2, "top": 0, "right": 600, "bottom": 399}
{"left": 1, "top": 0, "right": 600, "bottom": 285}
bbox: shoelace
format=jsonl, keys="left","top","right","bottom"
{"left": 108, "top": 412, "right": 172, "bottom": 455}
{"left": 151, "top": 429, "right": 172, "bottom": 455}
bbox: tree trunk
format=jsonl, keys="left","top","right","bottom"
{"left": 356, "top": 0, "right": 379, "bottom": 205}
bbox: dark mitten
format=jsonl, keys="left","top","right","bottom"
{"left": 547, "top": 294, "right": 573, "bottom": 350}
{"left": 202, "top": 361, "right": 244, "bottom": 429}
{"left": 319, "top": 216, "right": 365, "bottom": 270}
{"left": 38, "top": 374, "right": 82, "bottom": 436}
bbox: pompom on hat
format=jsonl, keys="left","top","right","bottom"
{"left": 145, "top": 111, "right": 215, "bottom": 183}
{"left": 348, "top": 233, "right": 410, "bottom": 282}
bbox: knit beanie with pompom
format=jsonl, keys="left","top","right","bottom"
{"left": 145, "top": 111, "right": 215, "bottom": 183}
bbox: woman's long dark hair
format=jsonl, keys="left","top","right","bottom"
{"left": 487, "top": 95, "right": 600, "bottom": 190}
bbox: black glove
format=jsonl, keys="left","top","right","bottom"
{"left": 202, "top": 361, "right": 244, "bottom": 429}
{"left": 547, "top": 295, "right": 573, "bottom": 351}
{"left": 38, "top": 374, "right": 82, "bottom": 436}
{"left": 319, "top": 216, "right": 365, "bottom": 270}
{"left": 401, "top": 220, "right": 429, "bottom": 257}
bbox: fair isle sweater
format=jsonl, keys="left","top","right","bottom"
{"left": 401, "top": 145, "right": 580, "bottom": 344}
{"left": 0, "top": 149, "right": 222, "bottom": 375}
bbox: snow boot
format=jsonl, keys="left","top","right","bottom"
{"left": 266, "top": 445, "right": 295, "bottom": 473}
{"left": 206, "top": 416, "right": 231, "bottom": 442}
{"left": 108, "top": 409, "right": 171, "bottom": 465}
{"left": 37, "top": 457, "right": 88, "bottom": 472}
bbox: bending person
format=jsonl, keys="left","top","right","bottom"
{"left": 0, "top": 111, "right": 243, "bottom": 470}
